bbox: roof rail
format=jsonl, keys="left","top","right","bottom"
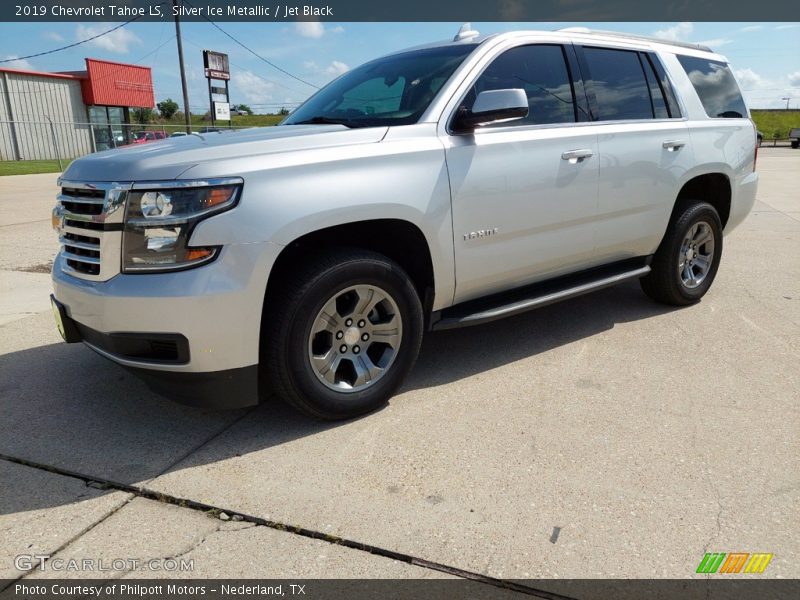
{"left": 556, "top": 27, "right": 713, "bottom": 53}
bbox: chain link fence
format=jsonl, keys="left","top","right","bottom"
{"left": 0, "top": 119, "right": 252, "bottom": 167}
{"left": 2, "top": 119, "right": 796, "bottom": 167}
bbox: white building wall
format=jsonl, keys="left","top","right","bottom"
{"left": 0, "top": 71, "right": 93, "bottom": 161}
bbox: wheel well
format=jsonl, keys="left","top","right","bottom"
{"left": 674, "top": 173, "right": 731, "bottom": 227}
{"left": 267, "top": 219, "right": 435, "bottom": 305}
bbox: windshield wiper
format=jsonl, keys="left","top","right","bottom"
{"left": 289, "top": 116, "right": 371, "bottom": 128}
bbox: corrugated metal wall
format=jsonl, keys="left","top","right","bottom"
{"left": 84, "top": 59, "right": 155, "bottom": 108}
{"left": 0, "top": 71, "right": 93, "bottom": 161}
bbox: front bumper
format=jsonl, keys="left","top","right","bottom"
{"left": 51, "top": 240, "right": 283, "bottom": 409}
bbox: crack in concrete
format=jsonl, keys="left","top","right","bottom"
{"left": 0, "top": 453, "right": 577, "bottom": 600}
{"left": 10, "top": 493, "right": 136, "bottom": 585}
{"left": 3, "top": 410, "right": 258, "bottom": 588}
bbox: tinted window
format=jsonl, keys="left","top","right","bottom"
{"left": 283, "top": 44, "right": 477, "bottom": 127}
{"left": 677, "top": 55, "right": 747, "bottom": 118}
{"left": 338, "top": 76, "right": 406, "bottom": 115}
{"left": 647, "top": 54, "right": 682, "bottom": 118}
{"left": 582, "top": 47, "right": 653, "bottom": 120}
{"left": 464, "top": 44, "right": 577, "bottom": 126}
{"left": 642, "top": 57, "right": 669, "bottom": 118}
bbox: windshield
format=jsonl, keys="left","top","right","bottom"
{"left": 282, "top": 44, "right": 478, "bottom": 128}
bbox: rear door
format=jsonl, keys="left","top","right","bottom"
{"left": 575, "top": 45, "right": 694, "bottom": 261}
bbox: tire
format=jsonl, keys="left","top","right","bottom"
{"left": 640, "top": 201, "right": 723, "bottom": 306}
{"left": 262, "top": 248, "right": 424, "bottom": 420}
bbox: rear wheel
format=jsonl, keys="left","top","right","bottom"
{"left": 262, "top": 248, "right": 423, "bottom": 420}
{"left": 640, "top": 201, "right": 723, "bottom": 305}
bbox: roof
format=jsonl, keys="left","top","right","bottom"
{"left": 555, "top": 28, "right": 714, "bottom": 52}
{"left": 387, "top": 26, "right": 722, "bottom": 59}
{"left": 0, "top": 66, "right": 85, "bottom": 80}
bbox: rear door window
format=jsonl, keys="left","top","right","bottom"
{"left": 642, "top": 57, "right": 669, "bottom": 118}
{"left": 580, "top": 47, "right": 653, "bottom": 121}
{"left": 677, "top": 55, "right": 748, "bottom": 118}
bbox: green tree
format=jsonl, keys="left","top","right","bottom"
{"left": 157, "top": 98, "right": 179, "bottom": 120}
{"left": 131, "top": 107, "right": 154, "bottom": 124}
{"left": 279, "top": 107, "right": 290, "bottom": 115}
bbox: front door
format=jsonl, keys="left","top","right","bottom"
{"left": 443, "top": 43, "right": 599, "bottom": 304}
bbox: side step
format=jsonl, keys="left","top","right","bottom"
{"left": 432, "top": 259, "right": 651, "bottom": 331}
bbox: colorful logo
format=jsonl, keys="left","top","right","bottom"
{"left": 696, "top": 553, "right": 773, "bottom": 574}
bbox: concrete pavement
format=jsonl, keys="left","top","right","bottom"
{"left": 1, "top": 150, "right": 798, "bottom": 587}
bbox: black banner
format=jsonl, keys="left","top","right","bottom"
{"left": 2, "top": 580, "right": 800, "bottom": 600}
{"left": 1, "top": 0, "right": 798, "bottom": 22}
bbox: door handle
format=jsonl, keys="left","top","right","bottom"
{"left": 662, "top": 140, "right": 686, "bottom": 151}
{"left": 561, "top": 149, "right": 593, "bottom": 163}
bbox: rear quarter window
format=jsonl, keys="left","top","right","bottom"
{"left": 677, "top": 55, "right": 748, "bottom": 118}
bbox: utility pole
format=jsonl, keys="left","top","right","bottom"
{"left": 781, "top": 97, "right": 791, "bottom": 110}
{"left": 173, "top": 0, "right": 192, "bottom": 133}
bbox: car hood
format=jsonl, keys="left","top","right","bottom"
{"left": 61, "top": 125, "right": 389, "bottom": 182}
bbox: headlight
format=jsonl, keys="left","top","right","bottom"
{"left": 122, "top": 180, "right": 242, "bottom": 272}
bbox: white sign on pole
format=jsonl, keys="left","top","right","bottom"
{"left": 214, "top": 102, "right": 231, "bottom": 121}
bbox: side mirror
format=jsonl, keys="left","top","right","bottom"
{"left": 454, "top": 88, "right": 529, "bottom": 132}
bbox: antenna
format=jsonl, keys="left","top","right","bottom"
{"left": 454, "top": 23, "right": 480, "bottom": 42}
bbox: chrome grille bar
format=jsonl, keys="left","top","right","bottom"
{"left": 58, "top": 235, "right": 100, "bottom": 252}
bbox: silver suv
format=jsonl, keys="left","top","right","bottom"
{"left": 51, "top": 27, "right": 758, "bottom": 419}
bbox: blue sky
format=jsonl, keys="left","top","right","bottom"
{"left": 1, "top": 21, "right": 798, "bottom": 111}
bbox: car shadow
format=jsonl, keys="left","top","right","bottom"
{"left": 0, "top": 280, "right": 682, "bottom": 516}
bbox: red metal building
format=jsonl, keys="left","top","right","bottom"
{"left": 80, "top": 59, "right": 155, "bottom": 108}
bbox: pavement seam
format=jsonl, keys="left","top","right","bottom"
{"left": 2, "top": 409, "right": 255, "bottom": 586}
{"left": 0, "top": 453, "right": 577, "bottom": 600}
{"left": 3, "top": 492, "right": 136, "bottom": 588}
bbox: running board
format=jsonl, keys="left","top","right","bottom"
{"left": 432, "top": 261, "right": 651, "bottom": 331}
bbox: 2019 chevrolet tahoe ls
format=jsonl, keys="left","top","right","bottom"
{"left": 51, "top": 27, "right": 758, "bottom": 419}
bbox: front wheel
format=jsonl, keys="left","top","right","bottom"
{"left": 640, "top": 201, "right": 723, "bottom": 306}
{"left": 262, "top": 248, "right": 423, "bottom": 420}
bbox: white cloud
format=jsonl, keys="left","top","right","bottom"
{"left": 303, "top": 60, "right": 319, "bottom": 70}
{"left": 788, "top": 71, "right": 800, "bottom": 87}
{"left": 43, "top": 31, "right": 65, "bottom": 42}
{"left": 775, "top": 24, "right": 800, "bottom": 30}
{"left": 234, "top": 70, "right": 275, "bottom": 104}
{"left": 75, "top": 23, "right": 141, "bottom": 54}
{"left": 294, "top": 21, "right": 325, "bottom": 39}
{"left": 697, "top": 38, "right": 733, "bottom": 48}
{"left": 734, "top": 68, "right": 766, "bottom": 90}
{"left": 654, "top": 22, "right": 693, "bottom": 41}
{"left": 738, "top": 25, "right": 763, "bottom": 33}
{"left": 1, "top": 55, "right": 34, "bottom": 70}
{"left": 330, "top": 26, "right": 345, "bottom": 34}
{"left": 325, "top": 61, "right": 349, "bottom": 76}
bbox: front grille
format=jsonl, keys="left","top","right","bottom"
{"left": 55, "top": 181, "right": 129, "bottom": 281}
{"left": 60, "top": 231, "right": 101, "bottom": 275}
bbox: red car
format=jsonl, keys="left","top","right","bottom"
{"left": 130, "top": 130, "right": 168, "bottom": 144}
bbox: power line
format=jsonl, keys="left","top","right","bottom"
{"left": 183, "top": 0, "right": 319, "bottom": 89}
{"left": 181, "top": 34, "right": 308, "bottom": 96}
{"left": 0, "top": 35, "right": 177, "bottom": 95}
{"left": 0, "top": 14, "right": 157, "bottom": 65}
